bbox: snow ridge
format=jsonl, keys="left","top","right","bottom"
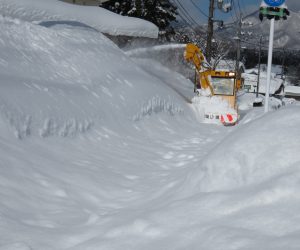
{"left": 0, "top": 105, "right": 94, "bottom": 139}
{"left": 39, "top": 118, "right": 93, "bottom": 138}
{"left": 133, "top": 95, "right": 183, "bottom": 121}
{"left": 185, "top": 106, "right": 300, "bottom": 193}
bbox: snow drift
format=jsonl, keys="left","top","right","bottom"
{"left": 1, "top": 0, "right": 300, "bottom": 249}
{"left": 0, "top": 15, "right": 188, "bottom": 139}
{"left": 186, "top": 106, "right": 300, "bottom": 193}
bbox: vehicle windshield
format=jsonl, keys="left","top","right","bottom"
{"left": 210, "top": 77, "right": 235, "bottom": 96}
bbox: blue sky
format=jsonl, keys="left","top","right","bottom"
{"left": 177, "top": 0, "right": 299, "bottom": 24}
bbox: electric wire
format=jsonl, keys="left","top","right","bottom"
{"left": 231, "top": 0, "right": 240, "bottom": 22}
{"left": 236, "top": 0, "right": 244, "bottom": 16}
{"left": 239, "top": 0, "right": 248, "bottom": 15}
{"left": 216, "top": 25, "right": 299, "bottom": 53}
{"left": 173, "top": 2, "right": 206, "bottom": 48}
{"left": 173, "top": 0, "right": 210, "bottom": 48}
{"left": 190, "top": 0, "right": 209, "bottom": 18}
{"left": 178, "top": 11, "right": 196, "bottom": 27}
{"left": 174, "top": 0, "right": 200, "bottom": 27}
{"left": 173, "top": 0, "right": 233, "bottom": 69}
{"left": 230, "top": 9, "right": 237, "bottom": 24}
{"left": 174, "top": 1, "right": 197, "bottom": 27}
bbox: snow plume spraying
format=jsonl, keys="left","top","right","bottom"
{"left": 185, "top": 106, "right": 300, "bottom": 193}
{"left": 125, "top": 43, "right": 193, "bottom": 79}
{"left": 124, "top": 44, "right": 187, "bottom": 57}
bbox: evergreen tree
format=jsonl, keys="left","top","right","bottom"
{"left": 100, "top": 0, "right": 178, "bottom": 41}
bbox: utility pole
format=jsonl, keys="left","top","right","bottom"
{"left": 136, "top": 0, "right": 142, "bottom": 17}
{"left": 281, "top": 48, "right": 286, "bottom": 79}
{"left": 206, "top": 0, "right": 215, "bottom": 64}
{"left": 253, "top": 35, "right": 263, "bottom": 107}
{"left": 257, "top": 36, "right": 263, "bottom": 98}
{"left": 235, "top": 14, "right": 242, "bottom": 81}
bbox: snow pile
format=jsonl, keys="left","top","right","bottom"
{"left": 1, "top": 0, "right": 300, "bottom": 249}
{"left": 0, "top": 15, "right": 183, "bottom": 139}
{"left": 186, "top": 106, "right": 300, "bottom": 192}
{"left": 0, "top": 5, "right": 197, "bottom": 249}
{"left": 237, "top": 92, "right": 283, "bottom": 111}
{"left": 0, "top": 0, "right": 158, "bottom": 38}
{"left": 191, "top": 94, "right": 237, "bottom": 123}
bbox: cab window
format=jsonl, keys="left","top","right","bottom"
{"left": 210, "top": 77, "right": 235, "bottom": 96}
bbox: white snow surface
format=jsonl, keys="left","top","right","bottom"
{"left": 285, "top": 85, "right": 300, "bottom": 96}
{"left": 1, "top": 2, "right": 300, "bottom": 250}
{"left": 191, "top": 94, "right": 237, "bottom": 124}
{"left": 242, "top": 69, "right": 284, "bottom": 94}
{"left": 0, "top": 0, "right": 158, "bottom": 38}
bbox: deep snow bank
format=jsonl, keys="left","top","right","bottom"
{"left": 186, "top": 106, "right": 300, "bottom": 192}
{"left": 3, "top": 2, "right": 300, "bottom": 249}
{"left": 0, "top": 15, "right": 188, "bottom": 139}
{"left": 0, "top": 0, "right": 158, "bottom": 38}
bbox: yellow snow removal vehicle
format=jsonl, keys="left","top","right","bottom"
{"left": 184, "top": 43, "right": 239, "bottom": 126}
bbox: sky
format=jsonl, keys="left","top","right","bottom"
{"left": 177, "top": 0, "right": 300, "bottom": 24}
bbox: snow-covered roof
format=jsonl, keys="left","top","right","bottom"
{"left": 215, "top": 59, "right": 245, "bottom": 72}
{"left": 285, "top": 85, "right": 300, "bottom": 96}
{"left": 242, "top": 70, "right": 284, "bottom": 94}
{"left": 0, "top": 0, "right": 159, "bottom": 38}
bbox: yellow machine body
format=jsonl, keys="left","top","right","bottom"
{"left": 184, "top": 43, "right": 239, "bottom": 125}
{"left": 201, "top": 70, "right": 237, "bottom": 110}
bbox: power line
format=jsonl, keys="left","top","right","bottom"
{"left": 178, "top": 11, "right": 196, "bottom": 27}
{"left": 174, "top": 2, "right": 197, "bottom": 26}
{"left": 239, "top": 0, "right": 248, "bottom": 15}
{"left": 230, "top": 9, "right": 237, "bottom": 24}
{"left": 236, "top": 0, "right": 244, "bottom": 16}
{"left": 217, "top": 26, "right": 299, "bottom": 52}
{"left": 239, "top": 39, "right": 293, "bottom": 52}
{"left": 231, "top": 0, "right": 240, "bottom": 23}
{"left": 174, "top": 0, "right": 201, "bottom": 27}
{"left": 173, "top": 2, "right": 205, "bottom": 45}
{"left": 177, "top": 13, "right": 194, "bottom": 28}
{"left": 190, "top": 0, "right": 208, "bottom": 18}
